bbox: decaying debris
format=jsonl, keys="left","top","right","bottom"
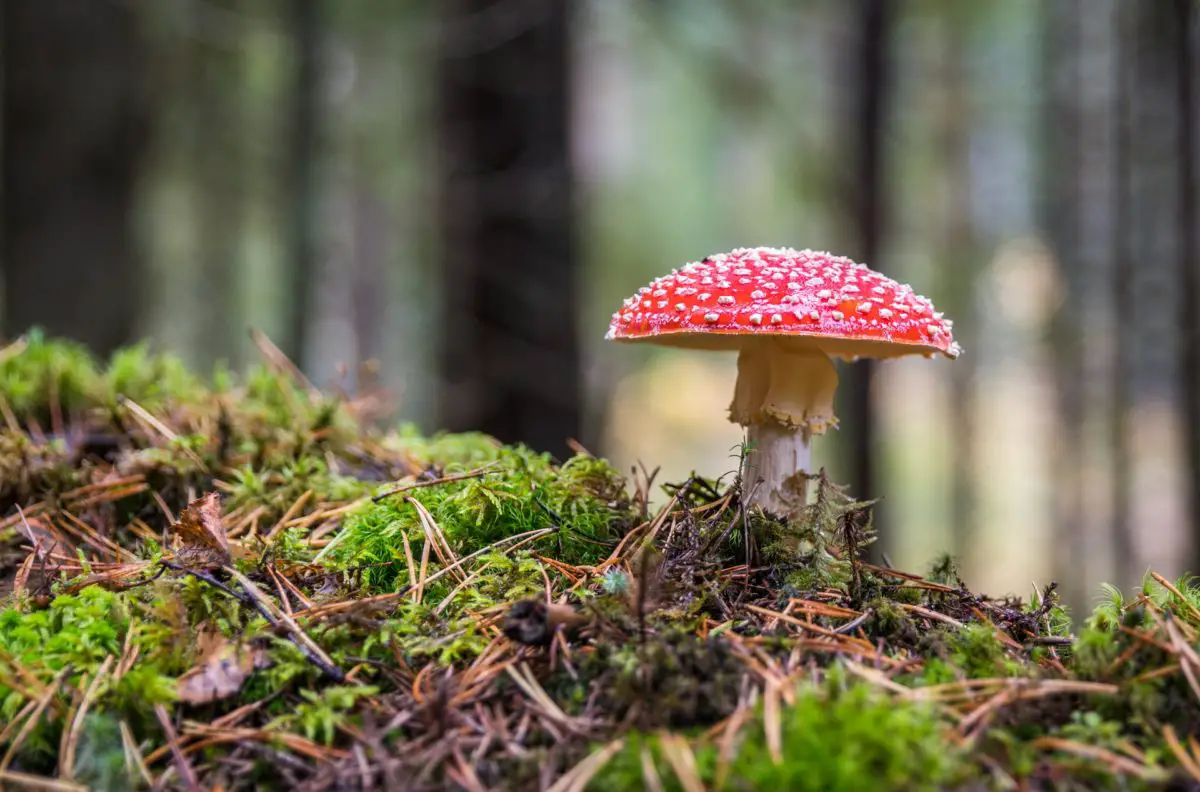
{"left": 503, "top": 599, "right": 590, "bottom": 646}
{"left": 175, "top": 626, "right": 270, "bottom": 704}
{"left": 169, "top": 491, "right": 232, "bottom": 570}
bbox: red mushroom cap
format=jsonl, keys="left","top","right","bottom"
{"left": 605, "top": 247, "right": 961, "bottom": 360}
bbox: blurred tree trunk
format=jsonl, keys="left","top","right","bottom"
{"left": 842, "top": 0, "right": 892, "bottom": 549}
{"left": 1044, "top": 0, "right": 1118, "bottom": 612}
{"left": 1, "top": 1, "right": 148, "bottom": 356}
{"left": 1111, "top": 0, "right": 1132, "bottom": 585}
{"left": 1115, "top": 0, "right": 1187, "bottom": 584}
{"left": 435, "top": 0, "right": 581, "bottom": 457}
{"left": 285, "top": 0, "right": 320, "bottom": 371}
{"left": 193, "top": 0, "right": 246, "bottom": 368}
{"left": 1178, "top": 0, "right": 1200, "bottom": 574}
{"left": 941, "top": 8, "right": 975, "bottom": 562}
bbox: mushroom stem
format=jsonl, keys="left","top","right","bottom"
{"left": 743, "top": 421, "right": 813, "bottom": 515}
{"left": 730, "top": 340, "right": 840, "bottom": 515}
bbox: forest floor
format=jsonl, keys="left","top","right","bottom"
{"left": 0, "top": 332, "right": 1199, "bottom": 791}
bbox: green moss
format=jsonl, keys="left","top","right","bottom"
{"left": 0, "top": 429, "right": 80, "bottom": 506}
{"left": 0, "top": 588, "right": 132, "bottom": 674}
{"left": 588, "top": 673, "right": 967, "bottom": 792}
{"left": 1071, "top": 624, "right": 1122, "bottom": 679}
{"left": 72, "top": 713, "right": 131, "bottom": 792}
{"left": 384, "top": 423, "right": 507, "bottom": 467}
{"left": 325, "top": 447, "right": 633, "bottom": 591}
{"left": 566, "top": 629, "right": 746, "bottom": 729}
{"left": 0, "top": 586, "right": 184, "bottom": 771}
{"left": 225, "top": 456, "right": 370, "bottom": 532}
{"left": 863, "top": 597, "right": 919, "bottom": 644}
{"left": 265, "top": 684, "right": 379, "bottom": 745}
{"left": 0, "top": 329, "right": 103, "bottom": 420}
{"left": 942, "top": 623, "right": 1026, "bottom": 679}
{"left": 926, "top": 553, "right": 962, "bottom": 586}
{"left": 105, "top": 342, "right": 206, "bottom": 410}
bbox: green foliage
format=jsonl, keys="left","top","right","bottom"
{"left": 105, "top": 342, "right": 206, "bottom": 410}
{"left": 1088, "top": 582, "right": 1127, "bottom": 631}
{"left": 224, "top": 455, "right": 370, "bottom": 545}
{"left": 379, "top": 599, "right": 493, "bottom": 665}
{"left": 266, "top": 684, "right": 379, "bottom": 745}
{"left": 760, "top": 472, "right": 877, "bottom": 596}
{"left": 384, "top": 423, "right": 505, "bottom": 468}
{"left": 0, "top": 329, "right": 102, "bottom": 419}
{"left": 0, "top": 589, "right": 182, "bottom": 708}
{"left": 0, "top": 588, "right": 130, "bottom": 674}
{"left": 235, "top": 364, "right": 359, "bottom": 452}
{"left": 589, "top": 673, "right": 966, "bottom": 792}
{"left": 929, "top": 623, "right": 1025, "bottom": 680}
{"left": 1027, "top": 587, "right": 1074, "bottom": 640}
{"left": 862, "top": 597, "right": 919, "bottom": 645}
{"left": 0, "top": 586, "right": 183, "bottom": 771}
{"left": 73, "top": 712, "right": 136, "bottom": 792}
{"left": 926, "top": 553, "right": 961, "bottom": 586}
{"left": 0, "top": 429, "right": 80, "bottom": 503}
{"left": 327, "top": 446, "right": 632, "bottom": 591}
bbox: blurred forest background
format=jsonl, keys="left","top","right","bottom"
{"left": 1, "top": 0, "right": 1197, "bottom": 618}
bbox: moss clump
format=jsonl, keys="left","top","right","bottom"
{"left": 384, "top": 423, "right": 509, "bottom": 468}
{"left": 563, "top": 627, "right": 746, "bottom": 729}
{"left": 589, "top": 673, "right": 967, "bottom": 792}
{"left": 325, "top": 448, "right": 635, "bottom": 591}
{"left": 0, "top": 329, "right": 102, "bottom": 421}
{"left": 862, "top": 596, "right": 919, "bottom": 644}
{"left": 104, "top": 342, "right": 207, "bottom": 410}
{"left": 0, "top": 587, "right": 180, "bottom": 770}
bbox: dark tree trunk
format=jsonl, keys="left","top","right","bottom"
{"left": 1178, "top": 0, "right": 1200, "bottom": 575}
{"left": 941, "top": 8, "right": 975, "bottom": 563}
{"left": 1111, "top": 0, "right": 1133, "bottom": 585}
{"left": 842, "top": 0, "right": 892, "bottom": 541}
{"left": 285, "top": 0, "right": 320, "bottom": 371}
{"left": 1044, "top": 0, "right": 1120, "bottom": 613}
{"left": 435, "top": 0, "right": 581, "bottom": 458}
{"left": 1115, "top": 0, "right": 1187, "bottom": 584}
{"left": 193, "top": 0, "right": 245, "bottom": 368}
{"left": 1, "top": 1, "right": 148, "bottom": 355}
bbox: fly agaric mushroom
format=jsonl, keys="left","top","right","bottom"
{"left": 605, "top": 246, "right": 961, "bottom": 515}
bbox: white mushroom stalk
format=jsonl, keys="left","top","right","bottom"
{"left": 728, "top": 340, "right": 839, "bottom": 513}
{"left": 605, "top": 246, "right": 960, "bottom": 517}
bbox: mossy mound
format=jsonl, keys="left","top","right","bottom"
{"left": 0, "top": 333, "right": 1198, "bottom": 791}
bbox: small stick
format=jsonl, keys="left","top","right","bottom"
{"left": 414, "top": 532, "right": 432, "bottom": 605}
{"left": 250, "top": 328, "right": 322, "bottom": 401}
{"left": 154, "top": 704, "right": 200, "bottom": 792}
{"left": 61, "top": 656, "right": 115, "bottom": 779}
{"left": 162, "top": 562, "right": 344, "bottom": 681}
{"left": 224, "top": 567, "right": 344, "bottom": 682}
{"left": 265, "top": 490, "right": 314, "bottom": 542}
{"left": 119, "top": 720, "right": 154, "bottom": 788}
{"left": 834, "top": 608, "right": 874, "bottom": 635}
{"left": 0, "top": 770, "right": 87, "bottom": 792}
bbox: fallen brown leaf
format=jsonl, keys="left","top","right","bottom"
{"left": 175, "top": 629, "right": 267, "bottom": 705}
{"left": 171, "top": 492, "right": 231, "bottom": 570}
